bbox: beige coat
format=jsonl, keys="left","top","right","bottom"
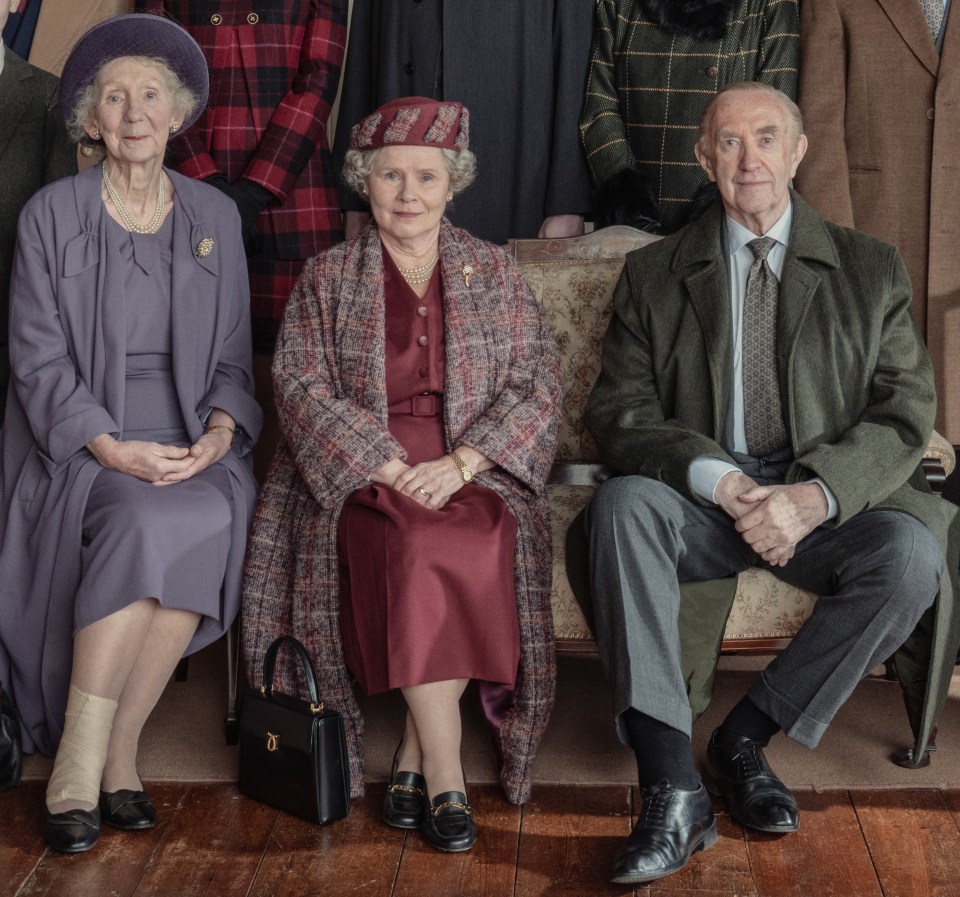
{"left": 28, "top": 0, "right": 133, "bottom": 76}
{"left": 795, "top": 0, "right": 960, "bottom": 443}
{"left": 27, "top": 0, "right": 133, "bottom": 172}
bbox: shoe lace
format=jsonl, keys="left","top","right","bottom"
{"left": 637, "top": 782, "right": 675, "bottom": 827}
{"left": 732, "top": 741, "right": 766, "bottom": 778}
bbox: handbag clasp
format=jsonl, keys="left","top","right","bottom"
{"left": 310, "top": 702, "right": 324, "bottom": 714}
{"left": 266, "top": 732, "right": 280, "bottom": 752}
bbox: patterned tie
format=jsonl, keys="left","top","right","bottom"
{"left": 921, "top": 0, "right": 945, "bottom": 40}
{"left": 742, "top": 237, "right": 788, "bottom": 457}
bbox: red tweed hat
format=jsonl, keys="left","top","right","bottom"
{"left": 350, "top": 97, "right": 470, "bottom": 152}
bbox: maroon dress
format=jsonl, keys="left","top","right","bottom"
{"left": 337, "top": 251, "right": 520, "bottom": 695}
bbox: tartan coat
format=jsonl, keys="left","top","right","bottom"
{"left": 134, "top": 0, "right": 348, "bottom": 339}
{"left": 794, "top": 0, "right": 960, "bottom": 445}
{"left": 584, "top": 192, "right": 960, "bottom": 764}
{"left": 242, "top": 220, "right": 562, "bottom": 804}
{"left": 580, "top": 0, "right": 799, "bottom": 233}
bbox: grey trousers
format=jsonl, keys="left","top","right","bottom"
{"left": 585, "top": 476, "right": 944, "bottom": 748}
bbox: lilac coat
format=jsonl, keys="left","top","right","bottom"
{"left": 0, "top": 165, "right": 262, "bottom": 755}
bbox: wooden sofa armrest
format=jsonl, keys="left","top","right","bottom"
{"left": 923, "top": 430, "right": 955, "bottom": 493}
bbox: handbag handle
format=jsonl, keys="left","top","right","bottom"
{"left": 260, "top": 635, "right": 323, "bottom": 711}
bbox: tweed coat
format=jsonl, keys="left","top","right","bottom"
{"left": 0, "top": 48, "right": 75, "bottom": 424}
{"left": 331, "top": 0, "right": 594, "bottom": 245}
{"left": 794, "top": 0, "right": 960, "bottom": 445}
{"left": 584, "top": 192, "right": 960, "bottom": 763}
{"left": 0, "top": 165, "right": 262, "bottom": 755}
{"left": 242, "top": 220, "right": 562, "bottom": 804}
{"left": 580, "top": 0, "right": 799, "bottom": 233}
{"left": 135, "top": 0, "right": 348, "bottom": 343}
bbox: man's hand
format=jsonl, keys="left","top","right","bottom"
{"left": 537, "top": 214, "right": 585, "bottom": 239}
{"left": 735, "top": 483, "right": 830, "bottom": 566}
{"left": 714, "top": 470, "right": 762, "bottom": 520}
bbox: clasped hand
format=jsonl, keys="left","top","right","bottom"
{"left": 372, "top": 455, "right": 465, "bottom": 510}
{"left": 87, "top": 431, "right": 233, "bottom": 486}
{"left": 714, "top": 471, "right": 829, "bottom": 567}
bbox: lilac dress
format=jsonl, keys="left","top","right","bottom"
{"left": 75, "top": 215, "right": 234, "bottom": 631}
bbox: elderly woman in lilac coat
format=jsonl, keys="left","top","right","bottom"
{"left": 0, "top": 15, "right": 260, "bottom": 854}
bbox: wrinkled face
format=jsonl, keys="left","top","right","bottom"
{"left": 365, "top": 145, "right": 452, "bottom": 245}
{"left": 86, "top": 57, "right": 181, "bottom": 167}
{"left": 695, "top": 90, "right": 807, "bottom": 235}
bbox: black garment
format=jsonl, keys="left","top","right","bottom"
{"left": 333, "top": 0, "right": 594, "bottom": 244}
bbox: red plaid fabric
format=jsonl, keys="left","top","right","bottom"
{"left": 135, "top": 1, "right": 347, "bottom": 344}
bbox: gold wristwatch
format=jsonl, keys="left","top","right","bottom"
{"left": 449, "top": 451, "right": 474, "bottom": 483}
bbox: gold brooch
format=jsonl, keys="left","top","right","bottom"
{"left": 195, "top": 237, "right": 215, "bottom": 258}
{"left": 461, "top": 263, "right": 474, "bottom": 287}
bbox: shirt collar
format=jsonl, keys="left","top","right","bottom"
{"left": 0, "top": 43, "right": 6, "bottom": 78}
{"left": 724, "top": 202, "right": 793, "bottom": 259}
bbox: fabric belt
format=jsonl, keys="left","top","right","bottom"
{"left": 388, "top": 394, "right": 442, "bottom": 416}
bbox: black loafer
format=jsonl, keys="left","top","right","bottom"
{"left": 44, "top": 807, "right": 101, "bottom": 854}
{"left": 611, "top": 782, "right": 716, "bottom": 884}
{"left": 382, "top": 771, "right": 428, "bottom": 830}
{"left": 99, "top": 788, "right": 156, "bottom": 831}
{"left": 421, "top": 791, "right": 477, "bottom": 852}
{"left": 705, "top": 729, "right": 799, "bottom": 833}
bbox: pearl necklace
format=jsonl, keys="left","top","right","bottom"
{"left": 397, "top": 251, "right": 440, "bottom": 285}
{"left": 102, "top": 164, "right": 166, "bottom": 234}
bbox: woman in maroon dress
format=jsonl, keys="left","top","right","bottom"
{"left": 242, "top": 97, "right": 561, "bottom": 852}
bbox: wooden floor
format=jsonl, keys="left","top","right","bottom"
{"left": 2, "top": 781, "right": 960, "bottom": 897}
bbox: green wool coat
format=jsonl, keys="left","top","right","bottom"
{"left": 573, "top": 192, "right": 960, "bottom": 763}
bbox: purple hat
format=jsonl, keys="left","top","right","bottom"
{"left": 59, "top": 13, "right": 209, "bottom": 145}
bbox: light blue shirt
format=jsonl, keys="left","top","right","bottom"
{"left": 0, "top": 43, "right": 6, "bottom": 79}
{"left": 689, "top": 202, "right": 838, "bottom": 519}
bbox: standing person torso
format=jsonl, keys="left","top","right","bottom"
{"left": 332, "top": 0, "right": 594, "bottom": 244}
{"left": 795, "top": 0, "right": 960, "bottom": 444}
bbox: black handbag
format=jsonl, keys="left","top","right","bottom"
{"left": 238, "top": 635, "right": 350, "bottom": 824}
{"left": 0, "top": 680, "right": 22, "bottom": 792}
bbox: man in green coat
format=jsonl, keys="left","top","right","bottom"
{"left": 584, "top": 81, "right": 958, "bottom": 886}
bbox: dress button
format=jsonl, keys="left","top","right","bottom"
{"left": 247, "top": 12, "right": 259, "bottom": 24}
{"left": 417, "top": 335, "right": 428, "bottom": 346}
{"left": 417, "top": 305, "right": 428, "bottom": 317}
{"left": 927, "top": 107, "right": 935, "bottom": 120}
{"left": 405, "top": 62, "right": 415, "bottom": 75}
{"left": 706, "top": 65, "right": 718, "bottom": 77}
{"left": 419, "top": 366, "right": 429, "bottom": 378}
{"left": 211, "top": 13, "right": 222, "bottom": 24}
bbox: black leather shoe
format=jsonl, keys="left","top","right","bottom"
{"left": 44, "top": 807, "right": 101, "bottom": 853}
{"left": 421, "top": 791, "right": 477, "bottom": 852}
{"left": 99, "top": 789, "right": 156, "bottom": 831}
{"left": 706, "top": 729, "right": 799, "bottom": 833}
{"left": 611, "top": 782, "right": 716, "bottom": 884}
{"left": 382, "top": 770, "right": 428, "bottom": 830}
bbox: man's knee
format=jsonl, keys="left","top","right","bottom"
{"left": 868, "top": 512, "right": 943, "bottom": 604}
{"left": 586, "top": 475, "right": 675, "bottom": 537}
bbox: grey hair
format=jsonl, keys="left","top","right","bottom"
{"left": 697, "top": 82, "right": 805, "bottom": 153}
{"left": 67, "top": 55, "right": 198, "bottom": 144}
{"left": 342, "top": 146, "right": 478, "bottom": 199}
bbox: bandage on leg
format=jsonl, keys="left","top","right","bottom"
{"left": 46, "top": 685, "right": 118, "bottom": 813}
